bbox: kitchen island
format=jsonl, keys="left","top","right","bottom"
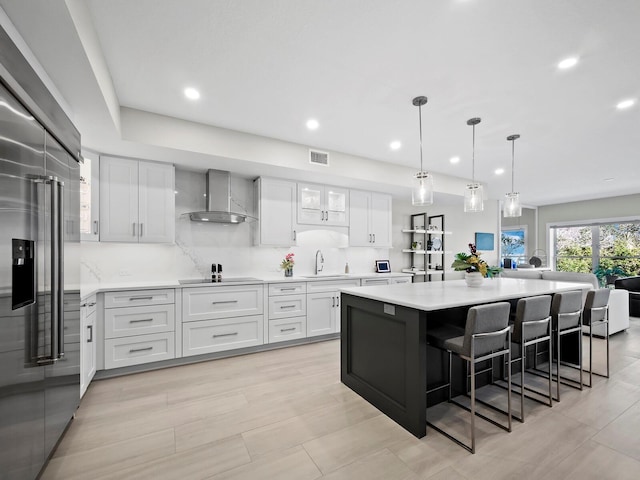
{"left": 339, "top": 278, "right": 591, "bottom": 438}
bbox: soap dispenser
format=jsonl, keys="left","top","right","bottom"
{"left": 344, "top": 262, "right": 349, "bottom": 274}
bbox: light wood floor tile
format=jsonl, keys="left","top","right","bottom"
{"left": 302, "top": 414, "right": 411, "bottom": 474}
{"left": 551, "top": 439, "right": 640, "bottom": 480}
{"left": 386, "top": 435, "right": 467, "bottom": 479}
{"left": 592, "top": 398, "right": 640, "bottom": 461}
{"left": 425, "top": 466, "right": 469, "bottom": 480}
{"left": 320, "top": 448, "right": 421, "bottom": 480}
{"left": 208, "top": 446, "right": 321, "bottom": 480}
{"left": 242, "top": 396, "right": 380, "bottom": 456}
{"left": 41, "top": 428, "right": 175, "bottom": 480}
{"left": 93, "top": 435, "right": 251, "bottom": 480}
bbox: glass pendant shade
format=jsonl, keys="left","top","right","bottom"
{"left": 412, "top": 171, "right": 433, "bottom": 206}
{"left": 464, "top": 183, "right": 484, "bottom": 212}
{"left": 504, "top": 192, "right": 521, "bottom": 217}
{"left": 410, "top": 96, "right": 433, "bottom": 206}
{"left": 504, "top": 133, "right": 522, "bottom": 218}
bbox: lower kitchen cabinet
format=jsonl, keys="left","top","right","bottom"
{"left": 104, "top": 332, "right": 175, "bottom": 369}
{"left": 182, "top": 315, "right": 264, "bottom": 356}
{"left": 307, "top": 292, "right": 340, "bottom": 336}
{"left": 268, "top": 316, "right": 306, "bottom": 343}
{"left": 80, "top": 295, "right": 97, "bottom": 397}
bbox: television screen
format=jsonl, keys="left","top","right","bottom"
{"left": 475, "top": 232, "right": 495, "bottom": 251}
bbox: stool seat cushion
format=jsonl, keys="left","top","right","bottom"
{"left": 427, "top": 325, "right": 465, "bottom": 350}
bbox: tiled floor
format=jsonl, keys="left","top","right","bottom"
{"left": 42, "top": 318, "right": 640, "bottom": 479}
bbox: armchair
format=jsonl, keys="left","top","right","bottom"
{"left": 614, "top": 276, "right": 640, "bottom": 317}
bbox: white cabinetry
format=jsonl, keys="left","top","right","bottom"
{"left": 349, "top": 190, "right": 392, "bottom": 247}
{"left": 182, "top": 284, "right": 264, "bottom": 356}
{"left": 267, "top": 282, "right": 307, "bottom": 343}
{"left": 297, "top": 183, "right": 349, "bottom": 226}
{"left": 80, "top": 295, "right": 97, "bottom": 397}
{"left": 360, "top": 276, "right": 412, "bottom": 286}
{"left": 306, "top": 278, "right": 360, "bottom": 336}
{"left": 254, "top": 177, "right": 297, "bottom": 246}
{"left": 100, "top": 156, "right": 174, "bottom": 243}
{"left": 80, "top": 152, "right": 100, "bottom": 242}
{"left": 103, "top": 289, "right": 176, "bottom": 369}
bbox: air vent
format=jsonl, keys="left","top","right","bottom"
{"left": 309, "top": 149, "right": 329, "bottom": 166}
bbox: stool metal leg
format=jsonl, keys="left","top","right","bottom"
{"left": 470, "top": 355, "right": 476, "bottom": 454}
{"left": 520, "top": 344, "right": 525, "bottom": 422}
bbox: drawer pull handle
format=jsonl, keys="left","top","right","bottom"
{"left": 280, "top": 305, "right": 296, "bottom": 309}
{"left": 280, "top": 287, "right": 296, "bottom": 291}
{"left": 87, "top": 325, "right": 93, "bottom": 343}
{"left": 213, "top": 332, "right": 238, "bottom": 338}
{"left": 129, "top": 318, "right": 154, "bottom": 323}
{"left": 130, "top": 296, "right": 153, "bottom": 301}
{"left": 280, "top": 327, "right": 296, "bottom": 332}
{"left": 211, "top": 300, "right": 239, "bottom": 305}
{"left": 88, "top": 302, "right": 96, "bottom": 307}
{"left": 129, "top": 347, "right": 153, "bottom": 353}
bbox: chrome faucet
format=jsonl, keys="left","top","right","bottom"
{"left": 315, "top": 249, "right": 324, "bottom": 275}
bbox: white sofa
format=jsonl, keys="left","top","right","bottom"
{"left": 501, "top": 269, "right": 629, "bottom": 335}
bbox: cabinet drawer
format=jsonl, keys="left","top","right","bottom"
{"left": 104, "top": 289, "right": 175, "bottom": 308}
{"left": 182, "top": 315, "right": 263, "bottom": 356}
{"left": 391, "top": 277, "right": 412, "bottom": 284}
{"left": 361, "top": 278, "right": 391, "bottom": 286}
{"left": 182, "top": 285, "right": 263, "bottom": 322}
{"left": 268, "top": 294, "right": 306, "bottom": 320}
{"left": 306, "top": 278, "right": 361, "bottom": 294}
{"left": 268, "top": 282, "right": 307, "bottom": 296}
{"left": 104, "top": 332, "right": 175, "bottom": 369}
{"left": 104, "top": 304, "right": 175, "bottom": 339}
{"left": 268, "top": 317, "right": 306, "bottom": 344}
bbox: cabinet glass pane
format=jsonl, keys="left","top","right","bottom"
{"left": 301, "top": 187, "right": 321, "bottom": 210}
{"left": 327, "top": 190, "right": 345, "bottom": 212}
{"left": 79, "top": 158, "right": 92, "bottom": 235}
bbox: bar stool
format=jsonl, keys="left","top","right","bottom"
{"left": 550, "top": 290, "right": 583, "bottom": 400}
{"left": 426, "top": 302, "right": 512, "bottom": 454}
{"left": 583, "top": 289, "right": 611, "bottom": 386}
{"left": 507, "top": 295, "right": 552, "bottom": 422}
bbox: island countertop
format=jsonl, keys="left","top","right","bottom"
{"left": 340, "top": 277, "right": 592, "bottom": 311}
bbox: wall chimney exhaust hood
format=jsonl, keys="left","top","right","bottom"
{"left": 188, "top": 170, "right": 253, "bottom": 223}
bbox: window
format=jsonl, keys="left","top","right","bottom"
{"left": 551, "top": 221, "right": 640, "bottom": 276}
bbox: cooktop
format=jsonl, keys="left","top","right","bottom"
{"left": 178, "top": 277, "right": 263, "bottom": 284}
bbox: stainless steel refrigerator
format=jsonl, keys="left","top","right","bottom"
{"left": 0, "top": 79, "right": 80, "bottom": 478}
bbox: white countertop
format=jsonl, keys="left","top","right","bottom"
{"left": 80, "top": 272, "right": 411, "bottom": 299}
{"left": 340, "top": 278, "right": 592, "bottom": 311}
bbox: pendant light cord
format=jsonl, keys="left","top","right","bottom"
{"left": 511, "top": 138, "right": 515, "bottom": 193}
{"left": 418, "top": 104, "right": 424, "bottom": 172}
{"left": 471, "top": 123, "right": 475, "bottom": 183}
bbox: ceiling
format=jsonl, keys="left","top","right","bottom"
{"left": 1, "top": 0, "right": 639, "bottom": 206}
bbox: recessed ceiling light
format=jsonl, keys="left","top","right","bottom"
{"left": 495, "top": 168, "right": 505, "bottom": 175}
{"left": 616, "top": 98, "right": 636, "bottom": 110}
{"left": 306, "top": 119, "right": 319, "bottom": 130}
{"left": 184, "top": 87, "right": 200, "bottom": 100}
{"left": 449, "top": 156, "right": 460, "bottom": 164}
{"left": 390, "top": 141, "right": 401, "bottom": 150}
{"left": 557, "top": 57, "right": 579, "bottom": 70}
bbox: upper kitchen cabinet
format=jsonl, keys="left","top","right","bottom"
{"left": 297, "top": 183, "right": 349, "bottom": 226}
{"left": 80, "top": 152, "right": 99, "bottom": 241}
{"left": 253, "top": 177, "right": 297, "bottom": 247}
{"left": 349, "top": 190, "right": 392, "bottom": 247}
{"left": 100, "top": 156, "right": 175, "bottom": 243}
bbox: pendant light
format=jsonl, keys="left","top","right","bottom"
{"left": 411, "top": 96, "right": 433, "bottom": 206}
{"left": 504, "top": 134, "right": 522, "bottom": 218}
{"left": 464, "top": 117, "right": 484, "bottom": 212}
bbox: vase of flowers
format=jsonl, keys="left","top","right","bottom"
{"left": 451, "top": 243, "right": 501, "bottom": 287}
{"left": 281, "top": 252, "right": 295, "bottom": 277}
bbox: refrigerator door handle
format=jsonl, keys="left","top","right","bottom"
{"left": 56, "top": 179, "right": 65, "bottom": 358}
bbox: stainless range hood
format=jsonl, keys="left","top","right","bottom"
{"left": 188, "top": 170, "right": 252, "bottom": 223}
